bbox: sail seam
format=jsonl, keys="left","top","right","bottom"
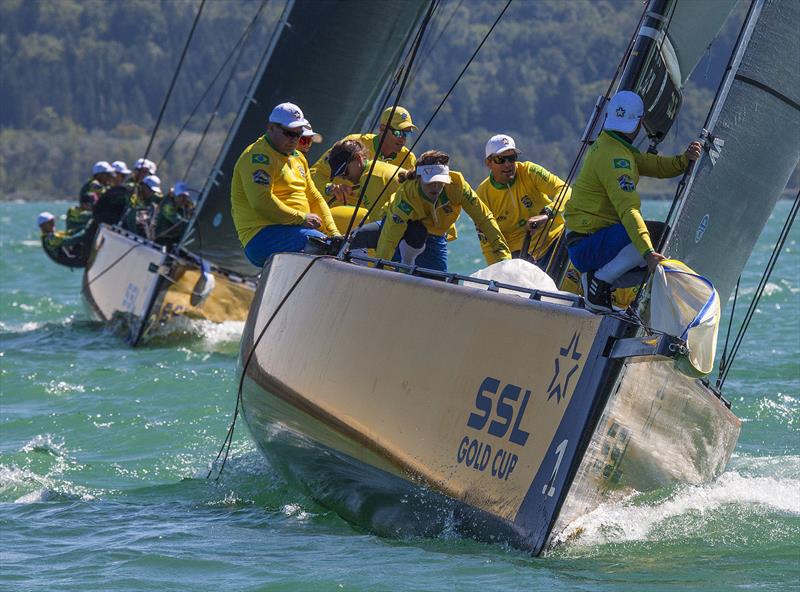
{"left": 733, "top": 73, "right": 800, "bottom": 112}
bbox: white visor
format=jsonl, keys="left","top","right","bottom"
{"left": 416, "top": 164, "right": 451, "bottom": 184}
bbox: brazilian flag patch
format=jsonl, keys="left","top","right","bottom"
{"left": 252, "top": 153, "right": 269, "bottom": 165}
{"left": 613, "top": 158, "right": 631, "bottom": 169}
{"left": 397, "top": 200, "right": 413, "bottom": 215}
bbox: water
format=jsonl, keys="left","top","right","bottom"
{"left": 1, "top": 201, "right": 798, "bottom": 591}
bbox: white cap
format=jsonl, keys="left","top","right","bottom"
{"left": 37, "top": 211, "right": 55, "bottom": 226}
{"left": 268, "top": 102, "right": 309, "bottom": 129}
{"left": 134, "top": 158, "right": 157, "bottom": 174}
{"left": 112, "top": 160, "right": 131, "bottom": 175}
{"left": 485, "top": 134, "right": 521, "bottom": 158}
{"left": 416, "top": 164, "right": 452, "bottom": 184}
{"left": 301, "top": 127, "right": 322, "bottom": 143}
{"left": 143, "top": 175, "right": 162, "bottom": 193}
{"left": 604, "top": 91, "right": 644, "bottom": 134}
{"left": 92, "top": 161, "right": 114, "bottom": 175}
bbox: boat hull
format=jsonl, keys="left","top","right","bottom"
{"left": 82, "top": 225, "right": 255, "bottom": 344}
{"left": 239, "top": 253, "right": 740, "bottom": 554}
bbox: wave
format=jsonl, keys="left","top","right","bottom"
{"left": 145, "top": 318, "right": 244, "bottom": 351}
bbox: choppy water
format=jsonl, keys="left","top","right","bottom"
{"left": 1, "top": 201, "right": 798, "bottom": 591}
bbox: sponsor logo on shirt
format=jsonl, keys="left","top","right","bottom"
{"left": 252, "top": 169, "right": 271, "bottom": 186}
{"left": 296, "top": 165, "right": 306, "bottom": 178}
{"left": 251, "top": 153, "right": 269, "bottom": 165}
{"left": 617, "top": 174, "right": 635, "bottom": 192}
{"left": 613, "top": 158, "right": 631, "bottom": 169}
{"left": 391, "top": 214, "right": 403, "bottom": 224}
{"left": 521, "top": 196, "right": 533, "bottom": 208}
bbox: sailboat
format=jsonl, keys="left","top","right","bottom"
{"left": 81, "top": 0, "right": 426, "bottom": 345}
{"left": 236, "top": 0, "right": 798, "bottom": 555}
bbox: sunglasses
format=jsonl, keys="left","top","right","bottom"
{"left": 275, "top": 125, "right": 303, "bottom": 139}
{"left": 298, "top": 135, "right": 312, "bottom": 144}
{"left": 389, "top": 128, "right": 413, "bottom": 139}
{"left": 491, "top": 153, "right": 518, "bottom": 165}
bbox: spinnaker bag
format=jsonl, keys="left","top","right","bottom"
{"left": 648, "top": 259, "right": 720, "bottom": 376}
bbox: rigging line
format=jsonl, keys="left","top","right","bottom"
{"left": 716, "top": 275, "right": 740, "bottom": 388}
{"left": 206, "top": 255, "right": 325, "bottom": 480}
{"left": 143, "top": 0, "right": 206, "bottom": 160}
{"left": 183, "top": 0, "right": 269, "bottom": 180}
{"left": 347, "top": 0, "right": 514, "bottom": 232}
{"left": 531, "top": 2, "right": 652, "bottom": 274}
{"left": 340, "top": 0, "right": 438, "bottom": 241}
{"left": 719, "top": 190, "right": 799, "bottom": 388}
{"left": 158, "top": 0, "right": 268, "bottom": 167}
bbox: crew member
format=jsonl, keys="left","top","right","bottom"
{"left": 297, "top": 127, "right": 322, "bottom": 156}
{"left": 476, "top": 134, "right": 571, "bottom": 267}
{"left": 326, "top": 139, "right": 404, "bottom": 232}
{"left": 65, "top": 192, "right": 95, "bottom": 233}
{"left": 359, "top": 150, "right": 511, "bottom": 272}
{"left": 111, "top": 160, "right": 133, "bottom": 187}
{"left": 230, "top": 102, "right": 340, "bottom": 268}
{"left": 123, "top": 174, "right": 161, "bottom": 239}
{"left": 154, "top": 181, "right": 196, "bottom": 248}
{"left": 78, "top": 161, "right": 114, "bottom": 202}
{"left": 310, "top": 106, "right": 418, "bottom": 200}
{"left": 37, "top": 211, "right": 88, "bottom": 267}
{"left": 564, "top": 91, "right": 702, "bottom": 311}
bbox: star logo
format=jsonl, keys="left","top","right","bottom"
{"left": 547, "top": 331, "right": 582, "bottom": 404}
{"left": 400, "top": 112, "right": 408, "bottom": 120}
{"left": 616, "top": 106, "right": 626, "bottom": 117}
{"left": 501, "top": 137, "right": 510, "bottom": 145}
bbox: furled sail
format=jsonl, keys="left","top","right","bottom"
{"left": 618, "top": 0, "right": 737, "bottom": 144}
{"left": 182, "top": 0, "right": 428, "bottom": 277}
{"left": 663, "top": 0, "right": 800, "bottom": 307}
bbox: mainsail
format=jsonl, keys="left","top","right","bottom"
{"left": 618, "top": 0, "right": 737, "bottom": 145}
{"left": 663, "top": 0, "right": 800, "bottom": 306}
{"left": 182, "top": 0, "right": 428, "bottom": 277}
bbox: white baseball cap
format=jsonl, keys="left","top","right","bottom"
{"left": 37, "top": 211, "right": 55, "bottom": 226}
{"left": 92, "top": 161, "right": 114, "bottom": 175}
{"left": 268, "top": 102, "right": 309, "bottom": 129}
{"left": 112, "top": 160, "right": 131, "bottom": 175}
{"left": 134, "top": 158, "right": 157, "bottom": 174}
{"left": 143, "top": 175, "right": 162, "bottom": 193}
{"left": 301, "top": 127, "right": 322, "bottom": 143}
{"left": 416, "top": 164, "right": 452, "bottom": 184}
{"left": 485, "top": 134, "right": 521, "bottom": 159}
{"left": 172, "top": 181, "right": 197, "bottom": 202}
{"left": 604, "top": 91, "right": 644, "bottom": 134}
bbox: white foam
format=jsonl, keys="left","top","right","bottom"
{"left": 554, "top": 469, "right": 800, "bottom": 548}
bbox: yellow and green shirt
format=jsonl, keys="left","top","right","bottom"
{"left": 476, "top": 161, "right": 570, "bottom": 263}
{"left": 66, "top": 206, "right": 93, "bottom": 233}
{"left": 310, "top": 133, "right": 416, "bottom": 197}
{"left": 231, "top": 135, "right": 339, "bottom": 247}
{"left": 376, "top": 171, "right": 511, "bottom": 264}
{"left": 564, "top": 130, "right": 687, "bottom": 256}
{"left": 329, "top": 159, "right": 403, "bottom": 223}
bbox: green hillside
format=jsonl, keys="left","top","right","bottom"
{"left": 1, "top": 0, "right": 776, "bottom": 201}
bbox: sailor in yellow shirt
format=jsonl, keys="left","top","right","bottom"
{"left": 309, "top": 106, "right": 417, "bottom": 199}
{"left": 326, "top": 139, "right": 405, "bottom": 232}
{"left": 230, "top": 102, "right": 340, "bottom": 268}
{"left": 476, "top": 134, "right": 571, "bottom": 267}
{"left": 564, "top": 91, "right": 702, "bottom": 311}
{"left": 350, "top": 150, "right": 510, "bottom": 272}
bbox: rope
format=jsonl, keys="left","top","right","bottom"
{"left": 183, "top": 0, "right": 269, "bottom": 179}
{"left": 143, "top": 0, "right": 206, "bottom": 160}
{"left": 716, "top": 275, "right": 740, "bottom": 388}
{"left": 340, "top": 0, "right": 439, "bottom": 240}
{"left": 342, "top": 0, "right": 514, "bottom": 236}
{"left": 206, "top": 255, "right": 325, "bottom": 480}
{"left": 158, "top": 0, "right": 268, "bottom": 167}
{"left": 718, "top": 190, "right": 799, "bottom": 389}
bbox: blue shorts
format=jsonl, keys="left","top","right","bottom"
{"left": 413, "top": 234, "right": 448, "bottom": 272}
{"left": 567, "top": 223, "right": 632, "bottom": 273}
{"left": 244, "top": 225, "right": 326, "bottom": 268}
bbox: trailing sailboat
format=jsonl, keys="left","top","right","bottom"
{"left": 234, "top": 0, "right": 798, "bottom": 555}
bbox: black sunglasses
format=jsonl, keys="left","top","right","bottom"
{"left": 275, "top": 125, "right": 303, "bottom": 139}
{"left": 491, "top": 153, "right": 518, "bottom": 165}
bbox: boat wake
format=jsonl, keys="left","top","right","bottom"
{"left": 145, "top": 318, "right": 244, "bottom": 351}
{"left": 551, "top": 458, "right": 800, "bottom": 552}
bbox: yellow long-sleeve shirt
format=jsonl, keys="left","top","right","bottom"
{"left": 310, "top": 133, "right": 416, "bottom": 197}
{"left": 231, "top": 135, "right": 339, "bottom": 247}
{"left": 564, "top": 130, "right": 688, "bottom": 255}
{"left": 328, "top": 159, "right": 403, "bottom": 223}
{"left": 376, "top": 171, "right": 511, "bottom": 264}
{"left": 476, "top": 161, "right": 570, "bottom": 264}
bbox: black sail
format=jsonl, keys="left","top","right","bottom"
{"left": 663, "top": 0, "right": 800, "bottom": 307}
{"left": 182, "top": 0, "right": 427, "bottom": 277}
